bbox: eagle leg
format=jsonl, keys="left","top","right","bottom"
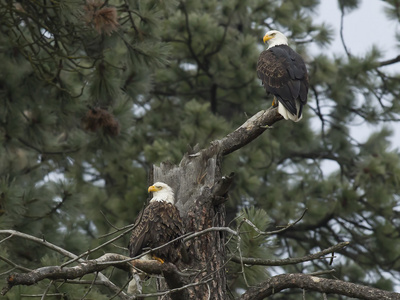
{"left": 152, "top": 255, "right": 165, "bottom": 264}
{"left": 272, "top": 97, "right": 278, "bottom": 107}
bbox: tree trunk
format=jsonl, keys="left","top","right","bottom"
{"left": 150, "top": 146, "right": 231, "bottom": 299}
{"left": 149, "top": 107, "right": 282, "bottom": 298}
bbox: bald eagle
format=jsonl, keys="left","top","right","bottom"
{"left": 257, "top": 30, "right": 309, "bottom": 122}
{"left": 128, "top": 182, "right": 185, "bottom": 264}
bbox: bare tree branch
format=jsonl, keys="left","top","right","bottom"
{"left": 0, "top": 227, "right": 240, "bottom": 298}
{"left": 1, "top": 253, "right": 132, "bottom": 297}
{"left": 1, "top": 253, "right": 201, "bottom": 300}
{"left": 0, "top": 255, "right": 32, "bottom": 273}
{"left": 186, "top": 107, "right": 282, "bottom": 160}
{"left": 339, "top": 7, "right": 351, "bottom": 58}
{"left": 133, "top": 279, "right": 213, "bottom": 299}
{"left": 1, "top": 202, "right": 397, "bottom": 300}
{"left": 239, "top": 208, "right": 308, "bottom": 237}
{"left": 230, "top": 241, "right": 349, "bottom": 266}
{"left": 239, "top": 273, "right": 400, "bottom": 300}
{"left": 0, "top": 230, "right": 127, "bottom": 299}
{"left": 379, "top": 55, "right": 400, "bottom": 67}
{"left": 0, "top": 230, "right": 81, "bottom": 259}
{"left": 219, "top": 107, "right": 282, "bottom": 156}
{"left": 61, "top": 226, "right": 134, "bottom": 267}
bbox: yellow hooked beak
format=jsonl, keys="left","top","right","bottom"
{"left": 263, "top": 34, "right": 273, "bottom": 43}
{"left": 148, "top": 185, "right": 160, "bottom": 193}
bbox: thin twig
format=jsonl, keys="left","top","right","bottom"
{"left": 379, "top": 55, "right": 400, "bottom": 67}
{"left": 61, "top": 226, "right": 134, "bottom": 267}
{"left": 40, "top": 280, "right": 53, "bottom": 300}
{"left": 230, "top": 242, "right": 349, "bottom": 266}
{"left": 20, "top": 294, "right": 66, "bottom": 298}
{"left": 135, "top": 278, "right": 213, "bottom": 298}
{"left": 339, "top": 7, "right": 351, "bottom": 58}
{"left": 0, "top": 255, "right": 32, "bottom": 272}
{"left": 0, "top": 234, "right": 14, "bottom": 245}
{"left": 236, "top": 218, "right": 250, "bottom": 287}
{"left": 0, "top": 268, "right": 16, "bottom": 277}
{"left": 0, "top": 230, "right": 128, "bottom": 299}
{"left": 308, "top": 269, "right": 336, "bottom": 276}
{"left": 182, "top": 226, "right": 238, "bottom": 242}
{"left": 241, "top": 209, "right": 307, "bottom": 237}
{"left": 97, "top": 227, "right": 239, "bottom": 267}
{"left": 100, "top": 210, "right": 120, "bottom": 231}
{"left": 80, "top": 272, "right": 98, "bottom": 300}
{"left": 98, "top": 204, "right": 146, "bottom": 239}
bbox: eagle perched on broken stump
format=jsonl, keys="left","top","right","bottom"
{"left": 129, "top": 182, "right": 186, "bottom": 264}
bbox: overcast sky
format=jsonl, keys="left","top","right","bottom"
{"left": 315, "top": 0, "right": 399, "bottom": 150}
{"left": 318, "top": 1, "right": 398, "bottom": 60}
{"left": 312, "top": 3, "right": 400, "bottom": 288}
{"left": 307, "top": 1, "right": 400, "bottom": 174}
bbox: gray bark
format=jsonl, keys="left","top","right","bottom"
{"left": 149, "top": 107, "right": 282, "bottom": 299}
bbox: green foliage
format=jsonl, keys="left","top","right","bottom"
{"left": 338, "top": 0, "right": 361, "bottom": 13}
{"left": 0, "top": 0, "right": 400, "bottom": 298}
{"left": 227, "top": 207, "right": 273, "bottom": 294}
{"left": 383, "top": 0, "right": 400, "bottom": 22}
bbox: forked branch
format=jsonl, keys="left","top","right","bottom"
{"left": 239, "top": 273, "right": 400, "bottom": 300}
{"left": 229, "top": 241, "right": 349, "bottom": 266}
{"left": 219, "top": 107, "right": 283, "bottom": 156}
{"left": 1, "top": 254, "right": 132, "bottom": 297}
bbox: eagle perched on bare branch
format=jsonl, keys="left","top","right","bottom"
{"left": 257, "top": 30, "right": 309, "bottom": 122}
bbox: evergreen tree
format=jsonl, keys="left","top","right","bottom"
{"left": 1, "top": 0, "right": 400, "bottom": 299}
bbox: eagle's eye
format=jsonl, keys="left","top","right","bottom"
{"left": 156, "top": 186, "right": 162, "bottom": 189}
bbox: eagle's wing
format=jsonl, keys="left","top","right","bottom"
{"left": 129, "top": 205, "right": 154, "bottom": 258}
{"left": 155, "top": 202, "right": 185, "bottom": 263}
{"left": 257, "top": 45, "right": 308, "bottom": 116}
{"left": 129, "top": 201, "right": 185, "bottom": 263}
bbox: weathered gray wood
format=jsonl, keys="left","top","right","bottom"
{"left": 151, "top": 147, "right": 227, "bottom": 299}
{"left": 149, "top": 107, "right": 282, "bottom": 299}
{"left": 240, "top": 273, "right": 400, "bottom": 300}
{"left": 151, "top": 148, "right": 220, "bottom": 211}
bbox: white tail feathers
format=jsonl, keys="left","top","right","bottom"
{"left": 277, "top": 100, "right": 303, "bottom": 122}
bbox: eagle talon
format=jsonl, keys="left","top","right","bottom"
{"left": 152, "top": 255, "right": 165, "bottom": 264}
{"left": 129, "top": 182, "right": 185, "bottom": 268}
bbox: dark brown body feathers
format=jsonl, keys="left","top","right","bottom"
{"left": 129, "top": 201, "right": 185, "bottom": 263}
{"left": 257, "top": 44, "right": 309, "bottom": 117}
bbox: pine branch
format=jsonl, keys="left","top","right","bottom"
{"left": 1, "top": 254, "right": 194, "bottom": 300}
{"left": 239, "top": 208, "right": 308, "bottom": 237}
{"left": 1, "top": 214, "right": 394, "bottom": 300}
{"left": 0, "top": 255, "right": 32, "bottom": 273}
{"left": 0, "top": 227, "right": 239, "bottom": 298}
{"left": 0, "top": 230, "right": 79, "bottom": 259}
{"left": 180, "top": 2, "right": 212, "bottom": 78}
{"left": 379, "top": 55, "right": 400, "bottom": 67}
{"left": 339, "top": 7, "right": 351, "bottom": 58}
{"left": 239, "top": 273, "right": 400, "bottom": 300}
{"left": 17, "top": 138, "right": 80, "bottom": 155}
{"left": 229, "top": 241, "right": 349, "bottom": 266}
{"left": 91, "top": 226, "right": 239, "bottom": 267}
{"left": 135, "top": 279, "right": 213, "bottom": 299}
{"left": 61, "top": 225, "right": 134, "bottom": 267}
{"left": 0, "top": 230, "right": 126, "bottom": 298}
{"left": 1, "top": 253, "right": 132, "bottom": 297}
